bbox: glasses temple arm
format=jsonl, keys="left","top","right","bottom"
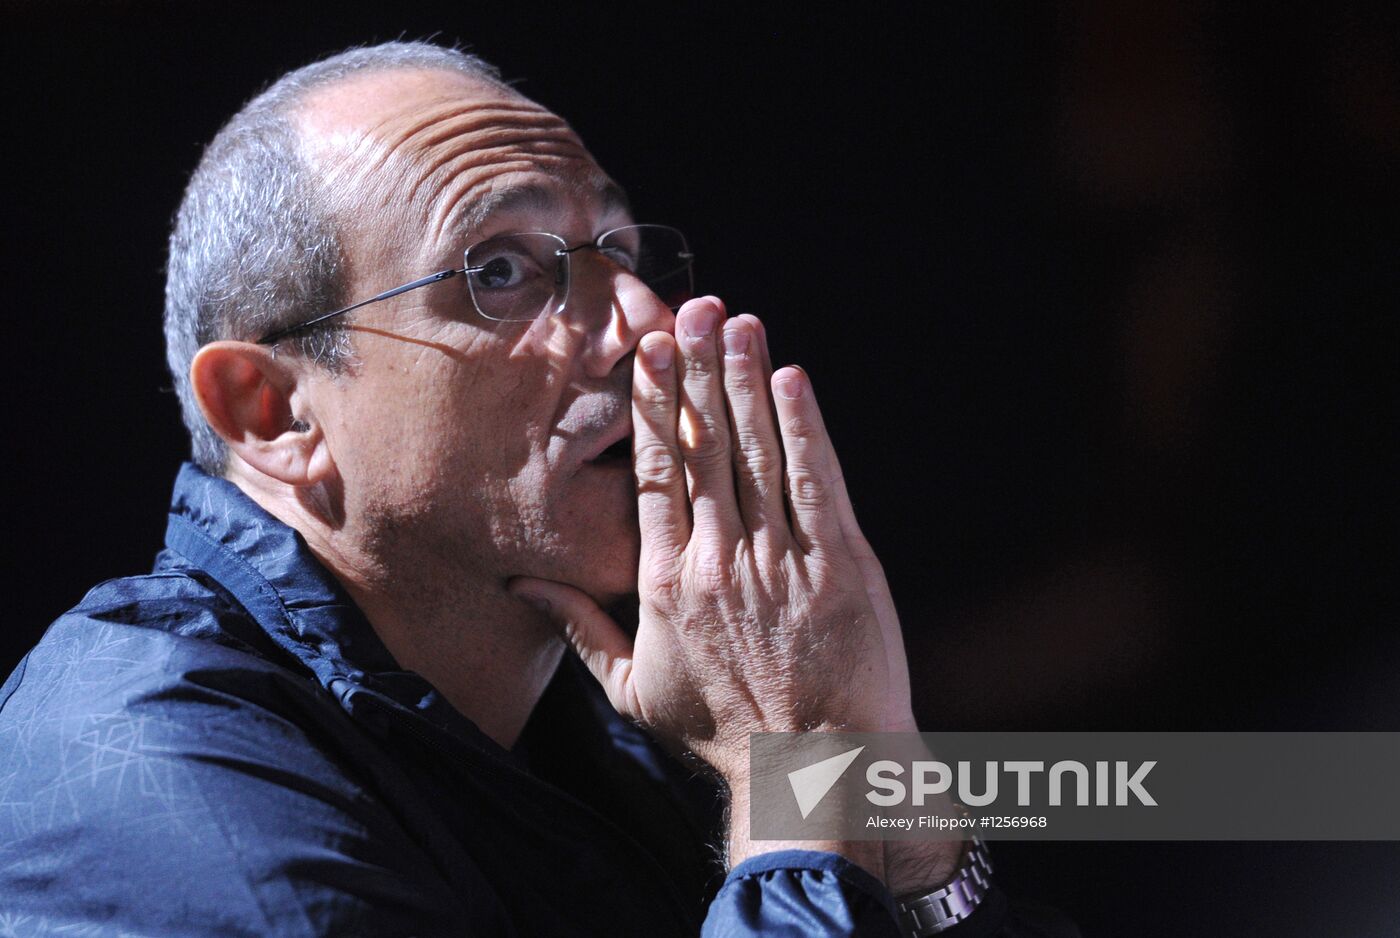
{"left": 257, "top": 267, "right": 466, "bottom": 345}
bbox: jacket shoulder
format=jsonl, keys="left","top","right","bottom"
{"left": 67, "top": 560, "right": 277, "bottom": 650}
{"left": 0, "top": 574, "right": 466, "bottom": 934}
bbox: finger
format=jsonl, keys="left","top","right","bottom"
{"left": 632, "top": 332, "right": 691, "bottom": 562}
{"left": 779, "top": 364, "right": 886, "bottom": 573}
{"left": 761, "top": 354, "right": 868, "bottom": 557}
{"left": 721, "top": 318, "right": 788, "bottom": 546}
{"left": 737, "top": 314, "right": 780, "bottom": 444}
{"left": 786, "top": 362, "right": 864, "bottom": 550}
{"left": 739, "top": 313, "right": 784, "bottom": 473}
{"left": 777, "top": 366, "right": 910, "bottom": 717}
{"left": 737, "top": 314, "right": 775, "bottom": 383}
{"left": 675, "top": 297, "right": 743, "bottom": 544}
{"left": 730, "top": 322, "right": 891, "bottom": 624}
{"left": 508, "top": 577, "right": 640, "bottom": 717}
{"left": 771, "top": 366, "right": 844, "bottom": 554}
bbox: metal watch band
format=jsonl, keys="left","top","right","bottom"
{"left": 895, "top": 837, "right": 993, "bottom": 936}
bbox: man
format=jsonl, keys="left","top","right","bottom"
{"left": 0, "top": 42, "right": 1074, "bottom": 936}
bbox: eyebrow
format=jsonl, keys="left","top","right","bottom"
{"left": 456, "top": 181, "right": 632, "bottom": 237}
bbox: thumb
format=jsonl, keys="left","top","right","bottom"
{"left": 508, "top": 577, "right": 638, "bottom": 715}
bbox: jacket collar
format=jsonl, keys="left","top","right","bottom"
{"left": 162, "top": 463, "right": 460, "bottom": 716}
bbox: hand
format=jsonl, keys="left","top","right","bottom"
{"left": 512, "top": 295, "right": 911, "bottom": 779}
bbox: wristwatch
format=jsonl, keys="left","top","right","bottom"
{"left": 895, "top": 837, "right": 993, "bottom": 936}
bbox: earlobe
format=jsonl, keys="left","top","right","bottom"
{"left": 190, "top": 341, "right": 329, "bottom": 486}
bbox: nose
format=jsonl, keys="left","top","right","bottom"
{"left": 563, "top": 255, "right": 677, "bottom": 379}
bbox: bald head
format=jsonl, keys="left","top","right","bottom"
{"left": 292, "top": 67, "right": 604, "bottom": 284}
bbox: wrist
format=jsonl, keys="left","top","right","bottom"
{"left": 883, "top": 836, "right": 964, "bottom": 898}
{"left": 723, "top": 768, "right": 886, "bottom": 879}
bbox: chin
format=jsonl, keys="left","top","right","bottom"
{"left": 537, "top": 469, "right": 641, "bottom": 601}
{"left": 576, "top": 542, "right": 640, "bottom": 607}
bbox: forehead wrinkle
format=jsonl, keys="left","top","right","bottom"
{"left": 433, "top": 170, "right": 628, "bottom": 247}
{"left": 377, "top": 99, "right": 595, "bottom": 243}
{"left": 431, "top": 158, "right": 627, "bottom": 248}
{"left": 383, "top": 96, "right": 584, "bottom": 188}
{"left": 423, "top": 161, "right": 581, "bottom": 243}
{"left": 398, "top": 99, "right": 571, "bottom": 150}
{"left": 411, "top": 139, "right": 591, "bottom": 221}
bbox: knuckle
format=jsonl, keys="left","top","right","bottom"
{"left": 681, "top": 353, "right": 719, "bottom": 378}
{"left": 725, "top": 367, "right": 759, "bottom": 395}
{"left": 684, "top": 438, "right": 727, "bottom": 465}
{"left": 734, "top": 437, "right": 778, "bottom": 479}
{"left": 786, "top": 470, "right": 829, "bottom": 507}
{"left": 633, "top": 441, "right": 680, "bottom": 488}
{"left": 687, "top": 547, "right": 733, "bottom": 594}
{"left": 782, "top": 414, "right": 821, "bottom": 442}
{"left": 638, "top": 383, "right": 671, "bottom": 407}
{"left": 681, "top": 412, "right": 730, "bottom": 461}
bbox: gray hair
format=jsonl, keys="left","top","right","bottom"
{"left": 164, "top": 41, "right": 507, "bottom": 474}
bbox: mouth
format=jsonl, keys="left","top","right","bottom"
{"left": 582, "top": 414, "right": 634, "bottom": 469}
{"left": 588, "top": 433, "right": 633, "bottom": 467}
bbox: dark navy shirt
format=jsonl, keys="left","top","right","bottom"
{"left": 0, "top": 465, "right": 912, "bottom": 936}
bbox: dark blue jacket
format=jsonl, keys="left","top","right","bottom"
{"left": 0, "top": 465, "right": 914, "bottom": 936}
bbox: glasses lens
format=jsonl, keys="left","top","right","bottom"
{"left": 597, "top": 225, "right": 695, "bottom": 309}
{"left": 464, "top": 232, "right": 568, "bottom": 321}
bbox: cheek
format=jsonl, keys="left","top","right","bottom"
{"left": 321, "top": 329, "right": 577, "bottom": 519}
{"left": 494, "top": 461, "right": 637, "bottom": 553}
{"left": 318, "top": 372, "right": 463, "bottom": 500}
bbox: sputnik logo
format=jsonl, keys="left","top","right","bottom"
{"left": 787, "top": 746, "right": 866, "bottom": 819}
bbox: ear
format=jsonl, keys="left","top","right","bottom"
{"left": 190, "top": 341, "right": 333, "bottom": 486}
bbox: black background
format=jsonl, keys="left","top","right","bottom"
{"left": 3, "top": 2, "right": 1398, "bottom": 934}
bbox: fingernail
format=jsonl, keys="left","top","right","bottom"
{"left": 516, "top": 591, "right": 551, "bottom": 613}
{"left": 685, "top": 307, "right": 717, "bottom": 339}
{"left": 775, "top": 374, "right": 804, "bottom": 399}
{"left": 643, "top": 339, "right": 673, "bottom": 370}
{"left": 722, "top": 326, "right": 749, "bottom": 358}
